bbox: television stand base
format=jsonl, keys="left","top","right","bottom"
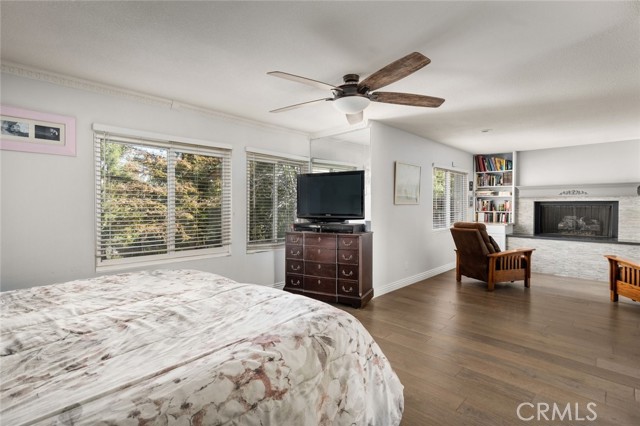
{"left": 293, "top": 222, "right": 365, "bottom": 234}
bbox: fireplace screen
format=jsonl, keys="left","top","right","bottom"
{"left": 534, "top": 201, "right": 618, "bottom": 239}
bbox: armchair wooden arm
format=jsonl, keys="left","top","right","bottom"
{"left": 604, "top": 255, "right": 640, "bottom": 302}
{"left": 487, "top": 248, "right": 535, "bottom": 291}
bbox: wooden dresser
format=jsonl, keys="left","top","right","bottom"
{"left": 284, "top": 231, "right": 373, "bottom": 308}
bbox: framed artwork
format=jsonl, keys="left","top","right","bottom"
{"left": 394, "top": 161, "right": 421, "bottom": 205}
{"left": 0, "top": 105, "right": 76, "bottom": 156}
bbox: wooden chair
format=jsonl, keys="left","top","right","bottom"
{"left": 604, "top": 255, "right": 640, "bottom": 302}
{"left": 450, "top": 222, "right": 534, "bottom": 291}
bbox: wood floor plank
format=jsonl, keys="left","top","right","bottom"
{"left": 338, "top": 270, "right": 640, "bottom": 426}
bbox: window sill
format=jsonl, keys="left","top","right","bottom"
{"left": 246, "top": 244, "right": 285, "bottom": 254}
{"left": 96, "top": 247, "right": 231, "bottom": 273}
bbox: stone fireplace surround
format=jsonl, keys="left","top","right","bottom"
{"left": 507, "top": 182, "right": 640, "bottom": 282}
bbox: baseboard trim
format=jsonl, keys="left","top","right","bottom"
{"left": 272, "top": 263, "right": 456, "bottom": 298}
{"left": 374, "top": 262, "right": 456, "bottom": 298}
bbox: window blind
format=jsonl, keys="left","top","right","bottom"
{"left": 95, "top": 131, "right": 231, "bottom": 266}
{"left": 433, "top": 167, "right": 467, "bottom": 229}
{"left": 246, "top": 151, "right": 309, "bottom": 249}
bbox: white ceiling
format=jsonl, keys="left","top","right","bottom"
{"left": 1, "top": 1, "right": 639, "bottom": 153}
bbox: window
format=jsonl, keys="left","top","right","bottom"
{"left": 433, "top": 167, "right": 467, "bottom": 229}
{"left": 246, "top": 149, "right": 309, "bottom": 250}
{"left": 94, "top": 128, "right": 231, "bottom": 267}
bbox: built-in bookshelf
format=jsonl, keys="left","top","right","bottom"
{"left": 474, "top": 152, "right": 516, "bottom": 224}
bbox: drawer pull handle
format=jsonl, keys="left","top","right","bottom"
{"left": 317, "top": 236, "right": 322, "bottom": 242}
{"left": 342, "top": 254, "right": 353, "bottom": 261}
{"left": 291, "top": 237, "right": 299, "bottom": 243}
{"left": 342, "top": 240, "right": 353, "bottom": 247}
{"left": 291, "top": 265, "right": 301, "bottom": 271}
{"left": 317, "top": 249, "right": 321, "bottom": 254}
{"left": 291, "top": 279, "right": 300, "bottom": 286}
{"left": 341, "top": 270, "right": 353, "bottom": 277}
{"left": 317, "top": 264, "right": 322, "bottom": 270}
{"left": 341, "top": 285, "right": 353, "bottom": 293}
{"left": 291, "top": 249, "right": 300, "bottom": 256}
{"left": 318, "top": 279, "right": 321, "bottom": 284}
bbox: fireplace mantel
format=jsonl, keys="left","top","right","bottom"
{"left": 516, "top": 182, "right": 639, "bottom": 198}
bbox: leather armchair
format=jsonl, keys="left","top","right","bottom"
{"left": 450, "top": 222, "right": 534, "bottom": 291}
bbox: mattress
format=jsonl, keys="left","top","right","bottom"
{"left": 0, "top": 269, "right": 403, "bottom": 425}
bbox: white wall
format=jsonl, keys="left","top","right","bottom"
{"left": 369, "top": 122, "right": 474, "bottom": 295}
{"left": 0, "top": 73, "right": 309, "bottom": 291}
{"left": 8, "top": 71, "right": 632, "bottom": 295}
{"left": 0, "top": 73, "right": 473, "bottom": 296}
{"left": 518, "top": 139, "right": 640, "bottom": 186}
{"left": 310, "top": 134, "right": 370, "bottom": 168}
{"left": 310, "top": 129, "right": 372, "bottom": 221}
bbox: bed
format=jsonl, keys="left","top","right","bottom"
{"left": 0, "top": 269, "right": 403, "bottom": 425}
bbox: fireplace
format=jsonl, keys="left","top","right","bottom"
{"left": 534, "top": 201, "right": 618, "bottom": 240}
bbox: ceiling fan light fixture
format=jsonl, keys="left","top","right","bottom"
{"left": 332, "top": 95, "right": 370, "bottom": 114}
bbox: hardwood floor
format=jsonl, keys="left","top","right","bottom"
{"left": 339, "top": 270, "right": 640, "bottom": 426}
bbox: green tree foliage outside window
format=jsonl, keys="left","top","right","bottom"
{"left": 433, "top": 168, "right": 447, "bottom": 228}
{"left": 247, "top": 158, "right": 302, "bottom": 247}
{"left": 433, "top": 167, "right": 467, "bottom": 229}
{"left": 174, "top": 152, "right": 225, "bottom": 251}
{"left": 98, "top": 141, "right": 227, "bottom": 261}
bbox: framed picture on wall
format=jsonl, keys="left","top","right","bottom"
{"left": 394, "top": 161, "right": 421, "bottom": 205}
{"left": 0, "top": 105, "right": 76, "bottom": 156}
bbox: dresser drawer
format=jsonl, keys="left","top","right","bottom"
{"left": 286, "top": 259, "right": 304, "bottom": 274}
{"left": 338, "top": 249, "right": 358, "bottom": 265}
{"left": 304, "top": 276, "right": 336, "bottom": 294}
{"left": 285, "top": 233, "right": 303, "bottom": 245}
{"left": 338, "top": 235, "right": 359, "bottom": 249}
{"left": 304, "top": 246, "right": 336, "bottom": 263}
{"left": 338, "top": 279, "right": 360, "bottom": 297}
{"left": 304, "top": 261, "right": 336, "bottom": 278}
{"left": 338, "top": 264, "right": 359, "bottom": 280}
{"left": 285, "top": 273, "right": 303, "bottom": 289}
{"left": 283, "top": 230, "right": 372, "bottom": 308}
{"left": 285, "top": 244, "right": 303, "bottom": 259}
{"left": 304, "top": 233, "right": 337, "bottom": 248}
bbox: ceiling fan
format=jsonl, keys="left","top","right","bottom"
{"left": 268, "top": 52, "right": 444, "bottom": 125}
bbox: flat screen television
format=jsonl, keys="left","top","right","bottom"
{"left": 296, "top": 170, "right": 365, "bottom": 222}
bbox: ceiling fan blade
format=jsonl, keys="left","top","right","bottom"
{"left": 267, "top": 71, "right": 342, "bottom": 92}
{"left": 269, "top": 98, "right": 332, "bottom": 113}
{"left": 370, "top": 92, "right": 445, "bottom": 108}
{"left": 346, "top": 111, "right": 364, "bottom": 125}
{"left": 358, "top": 52, "right": 431, "bottom": 92}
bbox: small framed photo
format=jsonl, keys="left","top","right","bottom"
{"left": 1, "top": 105, "right": 76, "bottom": 156}
{"left": 394, "top": 161, "right": 421, "bottom": 205}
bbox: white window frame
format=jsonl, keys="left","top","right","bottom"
{"left": 94, "top": 124, "right": 232, "bottom": 271}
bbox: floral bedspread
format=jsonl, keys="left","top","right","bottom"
{"left": 0, "top": 269, "right": 403, "bottom": 425}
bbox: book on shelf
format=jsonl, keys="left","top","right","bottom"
{"left": 475, "top": 155, "right": 513, "bottom": 172}
{"left": 476, "top": 211, "right": 512, "bottom": 224}
{"left": 477, "top": 173, "right": 508, "bottom": 187}
{"left": 476, "top": 199, "right": 511, "bottom": 212}
{"left": 502, "top": 171, "right": 513, "bottom": 185}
